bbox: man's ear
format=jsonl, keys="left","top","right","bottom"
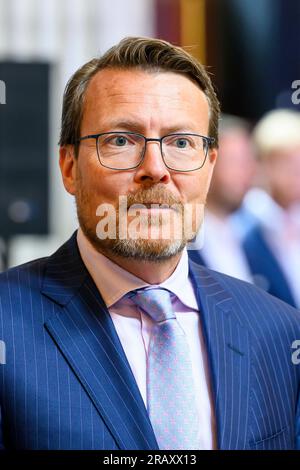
{"left": 59, "top": 145, "right": 77, "bottom": 195}
{"left": 209, "top": 147, "right": 218, "bottom": 165}
{"left": 205, "top": 147, "right": 218, "bottom": 190}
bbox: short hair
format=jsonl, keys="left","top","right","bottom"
{"left": 59, "top": 36, "right": 220, "bottom": 153}
{"left": 253, "top": 109, "right": 300, "bottom": 159}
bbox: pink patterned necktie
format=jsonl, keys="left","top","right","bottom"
{"left": 129, "top": 287, "right": 200, "bottom": 450}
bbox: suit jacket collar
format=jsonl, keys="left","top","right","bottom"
{"left": 42, "top": 232, "right": 250, "bottom": 450}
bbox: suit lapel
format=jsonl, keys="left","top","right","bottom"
{"left": 189, "top": 260, "right": 251, "bottom": 450}
{"left": 42, "top": 232, "right": 158, "bottom": 450}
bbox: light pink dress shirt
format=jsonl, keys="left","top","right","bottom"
{"left": 77, "top": 228, "right": 216, "bottom": 449}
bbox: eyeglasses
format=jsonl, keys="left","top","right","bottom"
{"left": 76, "top": 131, "right": 215, "bottom": 172}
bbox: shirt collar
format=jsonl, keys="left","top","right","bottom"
{"left": 77, "top": 228, "right": 198, "bottom": 310}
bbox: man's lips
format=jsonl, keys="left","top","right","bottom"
{"left": 127, "top": 202, "right": 181, "bottom": 216}
{"left": 128, "top": 202, "right": 180, "bottom": 211}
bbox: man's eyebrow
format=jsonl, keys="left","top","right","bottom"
{"left": 102, "top": 119, "right": 201, "bottom": 134}
{"left": 104, "top": 120, "right": 143, "bottom": 133}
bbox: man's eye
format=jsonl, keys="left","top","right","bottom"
{"left": 113, "top": 136, "right": 128, "bottom": 146}
{"left": 175, "top": 138, "right": 189, "bottom": 148}
{"left": 167, "top": 137, "right": 192, "bottom": 149}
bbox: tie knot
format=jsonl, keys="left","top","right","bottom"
{"left": 128, "top": 288, "right": 175, "bottom": 322}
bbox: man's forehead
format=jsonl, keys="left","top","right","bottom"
{"left": 85, "top": 67, "right": 208, "bottom": 104}
{"left": 81, "top": 69, "right": 210, "bottom": 136}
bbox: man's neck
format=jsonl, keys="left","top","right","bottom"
{"left": 96, "top": 250, "right": 182, "bottom": 284}
{"left": 78, "top": 227, "right": 184, "bottom": 284}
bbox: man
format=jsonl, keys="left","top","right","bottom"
{"left": 0, "top": 37, "right": 299, "bottom": 450}
{"left": 189, "top": 114, "right": 257, "bottom": 282}
{"left": 243, "top": 110, "right": 300, "bottom": 308}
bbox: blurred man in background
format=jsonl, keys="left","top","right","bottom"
{"left": 243, "top": 109, "right": 300, "bottom": 307}
{"left": 190, "top": 115, "right": 257, "bottom": 282}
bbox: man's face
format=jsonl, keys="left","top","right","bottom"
{"left": 60, "top": 68, "right": 217, "bottom": 261}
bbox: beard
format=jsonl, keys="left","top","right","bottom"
{"left": 75, "top": 182, "right": 202, "bottom": 262}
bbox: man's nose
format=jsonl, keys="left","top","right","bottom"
{"left": 133, "top": 139, "right": 171, "bottom": 185}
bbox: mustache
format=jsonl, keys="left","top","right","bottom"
{"left": 126, "top": 185, "right": 182, "bottom": 207}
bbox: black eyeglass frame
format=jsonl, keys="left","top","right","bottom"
{"left": 76, "top": 131, "right": 215, "bottom": 172}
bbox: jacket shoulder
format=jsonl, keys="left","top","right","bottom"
{"left": 190, "top": 260, "right": 300, "bottom": 325}
{"left": 0, "top": 257, "right": 48, "bottom": 295}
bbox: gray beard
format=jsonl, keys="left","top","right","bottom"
{"left": 75, "top": 183, "right": 198, "bottom": 262}
{"left": 100, "top": 236, "right": 186, "bottom": 261}
{"left": 79, "top": 220, "right": 187, "bottom": 262}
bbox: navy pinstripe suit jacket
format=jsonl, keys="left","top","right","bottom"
{"left": 0, "top": 232, "right": 299, "bottom": 450}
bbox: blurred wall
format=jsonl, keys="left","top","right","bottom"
{"left": 207, "top": 0, "right": 300, "bottom": 119}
